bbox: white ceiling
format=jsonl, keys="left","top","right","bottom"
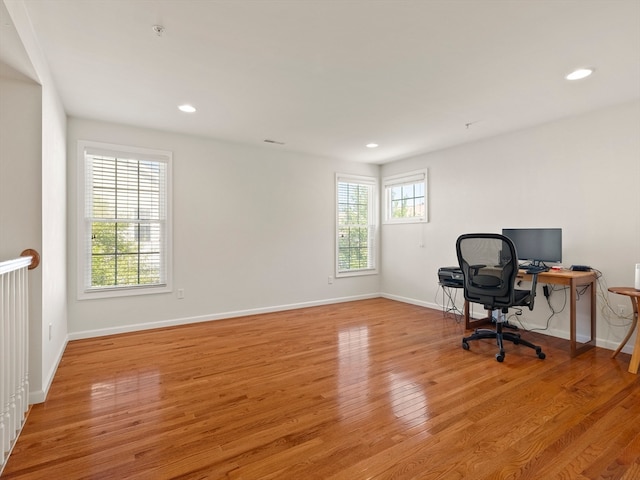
{"left": 6, "top": 0, "right": 640, "bottom": 163}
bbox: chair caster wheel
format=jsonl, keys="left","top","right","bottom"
{"left": 538, "top": 352, "right": 546, "bottom": 360}
{"left": 495, "top": 353, "right": 504, "bottom": 362}
{"left": 462, "top": 341, "right": 469, "bottom": 350}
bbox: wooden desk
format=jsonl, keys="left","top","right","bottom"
{"left": 464, "top": 269, "right": 597, "bottom": 357}
{"left": 608, "top": 287, "right": 640, "bottom": 374}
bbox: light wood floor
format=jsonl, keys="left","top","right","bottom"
{"left": 3, "top": 298, "right": 640, "bottom": 479}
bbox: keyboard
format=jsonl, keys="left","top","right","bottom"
{"left": 523, "top": 265, "right": 549, "bottom": 274}
{"left": 570, "top": 265, "right": 591, "bottom": 272}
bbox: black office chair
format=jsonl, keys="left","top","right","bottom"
{"left": 456, "top": 233, "right": 546, "bottom": 362}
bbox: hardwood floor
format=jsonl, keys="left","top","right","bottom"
{"left": 3, "top": 298, "right": 640, "bottom": 479}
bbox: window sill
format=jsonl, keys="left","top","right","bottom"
{"left": 336, "top": 269, "right": 378, "bottom": 278}
{"left": 78, "top": 284, "right": 172, "bottom": 300}
{"left": 383, "top": 218, "right": 428, "bottom": 225}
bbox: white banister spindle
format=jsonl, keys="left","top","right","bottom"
{"left": 18, "top": 267, "right": 29, "bottom": 424}
{"left": 1, "top": 271, "right": 7, "bottom": 460}
{"left": 0, "top": 256, "right": 32, "bottom": 468}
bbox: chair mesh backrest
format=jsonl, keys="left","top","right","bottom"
{"left": 456, "top": 233, "right": 518, "bottom": 307}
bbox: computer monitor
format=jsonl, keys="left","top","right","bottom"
{"left": 501, "top": 228, "right": 562, "bottom": 266}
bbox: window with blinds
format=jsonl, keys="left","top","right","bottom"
{"left": 383, "top": 170, "right": 428, "bottom": 224}
{"left": 336, "top": 174, "right": 378, "bottom": 277}
{"left": 78, "top": 141, "right": 172, "bottom": 298}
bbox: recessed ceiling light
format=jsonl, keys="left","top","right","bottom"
{"left": 565, "top": 68, "right": 594, "bottom": 81}
{"left": 366, "top": 143, "right": 379, "bottom": 148}
{"left": 178, "top": 104, "right": 196, "bottom": 113}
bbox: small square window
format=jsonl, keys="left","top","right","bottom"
{"left": 383, "top": 170, "right": 428, "bottom": 224}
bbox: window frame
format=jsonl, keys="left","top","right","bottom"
{"left": 335, "top": 173, "right": 379, "bottom": 278}
{"left": 383, "top": 169, "right": 428, "bottom": 224}
{"left": 77, "top": 140, "right": 173, "bottom": 300}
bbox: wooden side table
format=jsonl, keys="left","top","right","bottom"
{"left": 608, "top": 287, "right": 640, "bottom": 374}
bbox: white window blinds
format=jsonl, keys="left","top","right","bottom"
{"left": 336, "top": 174, "right": 378, "bottom": 276}
{"left": 79, "top": 141, "right": 172, "bottom": 297}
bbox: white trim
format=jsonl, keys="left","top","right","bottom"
{"left": 76, "top": 140, "right": 173, "bottom": 300}
{"left": 29, "top": 337, "right": 68, "bottom": 404}
{"left": 381, "top": 292, "right": 629, "bottom": 353}
{"left": 382, "top": 168, "right": 428, "bottom": 224}
{"left": 67, "top": 293, "right": 381, "bottom": 340}
{"left": 335, "top": 268, "right": 378, "bottom": 278}
{"left": 69, "top": 292, "right": 633, "bottom": 352}
{"left": 383, "top": 170, "right": 426, "bottom": 186}
{"left": 335, "top": 173, "right": 378, "bottom": 186}
{"left": 335, "top": 173, "right": 379, "bottom": 278}
{"left": 380, "top": 292, "right": 434, "bottom": 309}
{"left": 77, "top": 283, "right": 172, "bottom": 300}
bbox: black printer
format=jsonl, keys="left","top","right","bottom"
{"left": 438, "top": 266, "right": 464, "bottom": 286}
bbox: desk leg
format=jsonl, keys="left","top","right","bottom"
{"left": 590, "top": 277, "right": 597, "bottom": 345}
{"left": 569, "top": 277, "right": 597, "bottom": 357}
{"left": 464, "top": 300, "right": 493, "bottom": 330}
{"left": 570, "top": 280, "right": 577, "bottom": 356}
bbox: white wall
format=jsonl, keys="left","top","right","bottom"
{"left": 2, "top": 0, "right": 68, "bottom": 403}
{"left": 0, "top": 73, "right": 44, "bottom": 397}
{"left": 68, "top": 102, "right": 640, "bottom": 351}
{"left": 39, "top": 79, "right": 67, "bottom": 401}
{"left": 0, "top": 76, "right": 41, "bottom": 262}
{"left": 67, "top": 118, "right": 381, "bottom": 337}
{"left": 381, "top": 100, "right": 640, "bottom": 353}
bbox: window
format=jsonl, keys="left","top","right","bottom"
{"left": 336, "top": 174, "right": 378, "bottom": 277}
{"left": 383, "top": 170, "right": 428, "bottom": 224}
{"left": 78, "top": 141, "right": 172, "bottom": 299}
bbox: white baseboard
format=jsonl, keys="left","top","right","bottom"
{"left": 382, "top": 293, "right": 633, "bottom": 355}
{"left": 68, "top": 293, "right": 381, "bottom": 341}
{"left": 30, "top": 336, "right": 68, "bottom": 404}
{"left": 380, "top": 292, "right": 436, "bottom": 309}
{"left": 64, "top": 291, "right": 633, "bottom": 362}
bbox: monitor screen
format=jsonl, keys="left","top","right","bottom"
{"left": 502, "top": 228, "right": 562, "bottom": 264}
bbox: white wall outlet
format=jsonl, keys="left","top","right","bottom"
{"left": 328, "top": 276, "right": 334, "bottom": 284}
{"left": 177, "top": 289, "right": 185, "bottom": 299}
{"left": 617, "top": 304, "right": 626, "bottom": 316}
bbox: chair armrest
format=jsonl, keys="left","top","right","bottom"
{"left": 469, "top": 264, "right": 486, "bottom": 275}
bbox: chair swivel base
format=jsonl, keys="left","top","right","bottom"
{"left": 462, "top": 325, "right": 546, "bottom": 363}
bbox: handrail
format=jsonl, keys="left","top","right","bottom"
{"left": 0, "top": 249, "right": 40, "bottom": 275}
{"left": 0, "top": 257, "right": 32, "bottom": 276}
